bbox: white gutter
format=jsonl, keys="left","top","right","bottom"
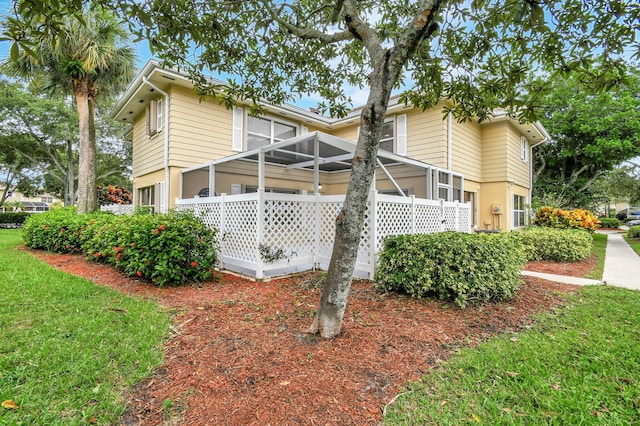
{"left": 529, "top": 136, "right": 549, "bottom": 213}
{"left": 142, "top": 76, "right": 170, "bottom": 213}
{"left": 447, "top": 111, "right": 452, "bottom": 170}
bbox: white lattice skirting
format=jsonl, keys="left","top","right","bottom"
{"left": 175, "top": 191, "right": 471, "bottom": 280}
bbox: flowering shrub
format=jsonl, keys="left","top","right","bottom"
{"left": 375, "top": 231, "right": 526, "bottom": 307}
{"left": 22, "top": 208, "right": 219, "bottom": 286}
{"left": 21, "top": 207, "right": 112, "bottom": 253}
{"left": 97, "top": 185, "right": 133, "bottom": 205}
{"left": 533, "top": 206, "right": 600, "bottom": 232}
{"left": 516, "top": 227, "right": 592, "bottom": 262}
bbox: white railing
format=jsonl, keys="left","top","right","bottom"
{"left": 100, "top": 204, "right": 135, "bottom": 215}
{"left": 176, "top": 191, "right": 471, "bottom": 280}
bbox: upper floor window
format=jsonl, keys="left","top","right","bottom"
{"left": 513, "top": 194, "right": 526, "bottom": 228}
{"left": 379, "top": 120, "right": 394, "bottom": 152}
{"left": 247, "top": 116, "right": 297, "bottom": 150}
{"left": 40, "top": 196, "right": 54, "bottom": 204}
{"left": 520, "top": 136, "right": 528, "bottom": 163}
{"left": 146, "top": 99, "right": 162, "bottom": 136}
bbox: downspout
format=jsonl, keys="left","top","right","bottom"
{"left": 142, "top": 76, "right": 170, "bottom": 213}
{"left": 529, "top": 134, "right": 549, "bottom": 215}
{"left": 447, "top": 111, "right": 452, "bottom": 170}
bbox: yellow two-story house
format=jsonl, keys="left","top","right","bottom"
{"left": 113, "top": 60, "right": 548, "bottom": 233}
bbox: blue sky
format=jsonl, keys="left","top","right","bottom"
{"left": 0, "top": 1, "right": 354, "bottom": 110}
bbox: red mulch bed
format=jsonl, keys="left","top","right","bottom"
{"left": 27, "top": 249, "right": 582, "bottom": 425}
{"left": 525, "top": 253, "right": 596, "bottom": 278}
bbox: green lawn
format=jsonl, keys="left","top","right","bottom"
{"left": 585, "top": 233, "right": 607, "bottom": 280}
{"left": 624, "top": 235, "right": 640, "bottom": 257}
{"left": 384, "top": 285, "right": 640, "bottom": 424}
{"left": 0, "top": 229, "right": 170, "bottom": 425}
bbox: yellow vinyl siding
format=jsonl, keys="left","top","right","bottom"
{"left": 481, "top": 122, "right": 509, "bottom": 182}
{"left": 506, "top": 124, "right": 530, "bottom": 188}
{"left": 405, "top": 108, "right": 447, "bottom": 167}
{"left": 329, "top": 125, "right": 358, "bottom": 142}
{"left": 451, "top": 119, "right": 482, "bottom": 182}
{"left": 168, "top": 85, "right": 234, "bottom": 167}
{"left": 132, "top": 115, "right": 164, "bottom": 177}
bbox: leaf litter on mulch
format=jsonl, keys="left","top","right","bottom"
{"left": 28, "top": 249, "right": 580, "bottom": 425}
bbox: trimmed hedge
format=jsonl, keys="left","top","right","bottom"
{"left": 598, "top": 217, "right": 620, "bottom": 228}
{"left": 0, "top": 212, "right": 30, "bottom": 226}
{"left": 22, "top": 208, "right": 219, "bottom": 286}
{"left": 516, "top": 227, "right": 592, "bottom": 262}
{"left": 374, "top": 231, "right": 526, "bottom": 308}
{"left": 628, "top": 226, "right": 640, "bottom": 239}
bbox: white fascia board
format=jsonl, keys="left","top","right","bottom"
{"left": 110, "top": 59, "right": 160, "bottom": 118}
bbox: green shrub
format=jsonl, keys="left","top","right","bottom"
{"left": 628, "top": 226, "right": 640, "bottom": 239}
{"left": 0, "top": 212, "right": 30, "bottom": 226}
{"left": 516, "top": 227, "right": 592, "bottom": 262}
{"left": 374, "top": 231, "right": 526, "bottom": 308}
{"left": 598, "top": 217, "right": 620, "bottom": 228}
{"left": 22, "top": 207, "right": 111, "bottom": 253}
{"left": 82, "top": 210, "right": 219, "bottom": 286}
{"left": 22, "top": 208, "right": 219, "bottom": 286}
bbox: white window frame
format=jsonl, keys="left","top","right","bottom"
{"left": 246, "top": 114, "right": 299, "bottom": 150}
{"left": 520, "top": 136, "right": 528, "bottom": 163}
{"left": 379, "top": 118, "right": 395, "bottom": 152}
{"left": 146, "top": 99, "right": 161, "bottom": 136}
{"left": 513, "top": 194, "right": 527, "bottom": 228}
{"left": 138, "top": 185, "right": 155, "bottom": 212}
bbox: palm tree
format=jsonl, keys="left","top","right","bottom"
{"left": 3, "top": 7, "right": 136, "bottom": 213}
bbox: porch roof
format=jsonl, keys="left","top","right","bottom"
{"left": 183, "top": 131, "right": 447, "bottom": 174}
{"left": 181, "top": 131, "right": 457, "bottom": 196}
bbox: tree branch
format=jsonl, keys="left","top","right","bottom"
{"left": 567, "top": 164, "right": 589, "bottom": 185}
{"left": 579, "top": 169, "right": 603, "bottom": 192}
{"left": 264, "top": 2, "right": 354, "bottom": 44}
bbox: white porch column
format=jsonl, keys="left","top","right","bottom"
{"left": 368, "top": 188, "right": 378, "bottom": 280}
{"left": 256, "top": 151, "right": 266, "bottom": 280}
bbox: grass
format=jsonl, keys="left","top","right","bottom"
{"left": 384, "top": 285, "right": 640, "bottom": 425}
{"left": 624, "top": 235, "right": 640, "bottom": 257}
{"left": 0, "top": 229, "right": 170, "bottom": 425}
{"left": 585, "top": 233, "right": 607, "bottom": 280}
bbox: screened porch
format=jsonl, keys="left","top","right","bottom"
{"left": 176, "top": 131, "right": 471, "bottom": 279}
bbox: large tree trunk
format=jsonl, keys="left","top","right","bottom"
{"left": 64, "top": 138, "right": 75, "bottom": 206}
{"left": 74, "top": 77, "right": 90, "bottom": 213}
{"left": 307, "top": 0, "right": 444, "bottom": 338}
{"left": 74, "top": 77, "right": 97, "bottom": 213}
{"left": 87, "top": 92, "right": 98, "bottom": 211}
{"left": 308, "top": 63, "right": 395, "bottom": 339}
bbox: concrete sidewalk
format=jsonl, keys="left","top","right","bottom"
{"left": 521, "top": 229, "right": 640, "bottom": 290}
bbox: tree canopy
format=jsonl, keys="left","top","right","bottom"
{"left": 4, "top": 0, "right": 639, "bottom": 338}
{"left": 534, "top": 67, "right": 640, "bottom": 208}
{"left": 0, "top": 78, "right": 132, "bottom": 206}
{"left": 3, "top": 5, "right": 136, "bottom": 213}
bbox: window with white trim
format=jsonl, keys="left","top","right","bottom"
{"left": 138, "top": 185, "right": 155, "bottom": 212}
{"left": 438, "top": 171, "right": 450, "bottom": 200}
{"left": 247, "top": 115, "right": 297, "bottom": 150}
{"left": 379, "top": 120, "right": 394, "bottom": 152}
{"left": 146, "top": 99, "right": 162, "bottom": 136}
{"left": 513, "top": 194, "right": 526, "bottom": 228}
{"left": 357, "top": 115, "right": 406, "bottom": 154}
{"left": 520, "top": 136, "right": 528, "bottom": 163}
